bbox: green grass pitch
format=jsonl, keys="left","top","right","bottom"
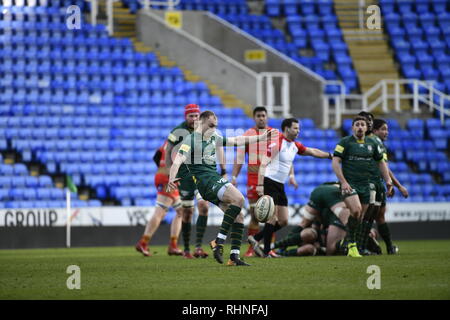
{"left": 1, "top": 240, "right": 449, "bottom": 300}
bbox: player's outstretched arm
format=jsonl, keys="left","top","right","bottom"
{"left": 167, "top": 153, "right": 186, "bottom": 192}
{"left": 227, "top": 129, "right": 276, "bottom": 146}
{"left": 302, "top": 147, "right": 333, "bottom": 159}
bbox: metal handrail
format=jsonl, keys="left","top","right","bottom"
{"left": 323, "top": 79, "right": 450, "bottom": 128}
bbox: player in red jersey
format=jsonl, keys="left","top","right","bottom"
{"left": 135, "top": 141, "right": 183, "bottom": 257}
{"left": 231, "top": 107, "right": 297, "bottom": 257}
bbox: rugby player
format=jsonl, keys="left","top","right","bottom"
{"left": 266, "top": 183, "right": 350, "bottom": 256}
{"left": 231, "top": 107, "right": 297, "bottom": 257}
{"left": 135, "top": 141, "right": 183, "bottom": 257}
{"left": 165, "top": 104, "right": 226, "bottom": 259}
{"left": 332, "top": 116, "right": 393, "bottom": 257}
{"left": 249, "top": 118, "right": 332, "bottom": 257}
{"left": 167, "top": 111, "right": 276, "bottom": 266}
{"left": 372, "top": 118, "right": 408, "bottom": 254}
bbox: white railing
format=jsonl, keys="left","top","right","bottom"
{"left": 140, "top": 0, "right": 181, "bottom": 10}
{"left": 323, "top": 79, "right": 450, "bottom": 129}
{"left": 257, "top": 73, "right": 291, "bottom": 118}
{"left": 84, "top": 0, "right": 181, "bottom": 36}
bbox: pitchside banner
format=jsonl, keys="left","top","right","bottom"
{"left": 1, "top": 203, "right": 450, "bottom": 227}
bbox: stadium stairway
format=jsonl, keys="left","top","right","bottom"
{"left": 334, "top": 0, "right": 410, "bottom": 111}
{"left": 99, "top": 0, "right": 253, "bottom": 115}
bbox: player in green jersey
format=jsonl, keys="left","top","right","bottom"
{"left": 165, "top": 104, "right": 226, "bottom": 259}
{"left": 332, "top": 116, "right": 393, "bottom": 257}
{"left": 356, "top": 111, "right": 387, "bottom": 255}
{"left": 372, "top": 118, "right": 409, "bottom": 254}
{"left": 167, "top": 111, "right": 276, "bottom": 266}
{"left": 266, "top": 183, "right": 350, "bottom": 256}
{"left": 357, "top": 113, "right": 408, "bottom": 254}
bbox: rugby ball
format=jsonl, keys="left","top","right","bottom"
{"left": 255, "top": 195, "right": 275, "bottom": 223}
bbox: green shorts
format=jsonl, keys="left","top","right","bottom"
{"left": 178, "top": 175, "right": 198, "bottom": 201}
{"left": 374, "top": 180, "right": 386, "bottom": 205}
{"left": 307, "top": 185, "right": 343, "bottom": 212}
{"left": 342, "top": 182, "right": 374, "bottom": 204}
{"left": 193, "top": 172, "right": 231, "bottom": 206}
{"left": 321, "top": 208, "right": 347, "bottom": 231}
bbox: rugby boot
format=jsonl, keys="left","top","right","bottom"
{"left": 347, "top": 242, "right": 362, "bottom": 257}
{"left": 167, "top": 245, "right": 183, "bottom": 256}
{"left": 182, "top": 250, "right": 194, "bottom": 259}
{"left": 193, "top": 247, "right": 209, "bottom": 258}
{"left": 135, "top": 241, "right": 151, "bottom": 257}
{"left": 227, "top": 254, "right": 251, "bottom": 266}
{"left": 387, "top": 244, "right": 399, "bottom": 255}
{"left": 209, "top": 239, "right": 224, "bottom": 264}
{"left": 244, "top": 245, "right": 255, "bottom": 257}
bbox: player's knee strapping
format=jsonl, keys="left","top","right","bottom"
{"left": 182, "top": 200, "right": 194, "bottom": 209}
{"left": 300, "top": 206, "right": 315, "bottom": 221}
{"left": 156, "top": 201, "right": 169, "bottom": 211}
{"left": 172, "top": 200, "right": 182, "bottom": 210}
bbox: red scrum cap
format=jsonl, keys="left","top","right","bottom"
{"left": 184, "top": 104, "right": 201, "bottom": 117}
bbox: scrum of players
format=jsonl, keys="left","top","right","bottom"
{"left": 136, "top": 103, "right": 408, "bottom": 263}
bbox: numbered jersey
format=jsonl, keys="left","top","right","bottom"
{"left": 178, "top": 131, "right": 228, "bottom": 178}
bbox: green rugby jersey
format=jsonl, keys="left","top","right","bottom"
{"left": 368, "top": 134, "right": 388, "bottom": 182}
{"left": 333, "top": 135, "right": 384, "bottom": 184}
{"left": 167, "top": 121, "right": 194, "bottom": 178}
{"left": 177, "top": 131, "right": 228, "bottom": 179}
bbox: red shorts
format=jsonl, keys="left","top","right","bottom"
{"left": 154, "top": 173, "right": 179, "bottom": 200}
{"left": 246, "top": 174, "right": 260, "bottom": 201}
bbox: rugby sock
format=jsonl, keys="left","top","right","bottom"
{"left": 217, "top": 205, "right": 241, "bottom": 245}
{"left": 263, "top": 223, "right": 276, "bottom": 255}
{"left": 360, "top": 220, "right": 373, "bottom": 250}
{"left": 273, "top": 226, "right": 304, "bottom": 249}
{"left": 335, "top": 239, "right": 348, "bottom": 255}
{"left": 195, "top": 215, "right": 208, "bottom": 248}
{"left": 253, "top": 229, "right": 264, "bottom": 242}
{"left": 346, "top": 215, "right": 359, "bottom": 243}
{"left": 169, "top": 236, "right": 178, "bottom": 248}
{"left": 378, "top": 223, "right": 392, "bottom": 250}
{"left": 230, "top": 222, "right": 244, "bottom": 253}
{"left": 141, "top": 235, "right": 150, "bottom": 245}
{"left": 181, "top": 222, "right": 191, "bottom": 252}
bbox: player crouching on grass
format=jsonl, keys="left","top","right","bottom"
{"left": 249, "top": 118, "right": 332, "bottom": 258}
{"left": 167, "top": 111, "right": 276, "bottom": 266}
{"left": 267, "top": 182, "right": 351, "bottom": 256}
{"left": 332, "top": 116, "right": 393, "bottom": 258}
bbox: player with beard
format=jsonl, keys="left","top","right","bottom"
{"left": 332, "top": 116, "right": 393, "bottom": 257}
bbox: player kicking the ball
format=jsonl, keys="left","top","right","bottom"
{"left": 249, "top": 118, "right": 332, "bottom": 258}
{"left": 165, "top": 104, "right": 225, "bottom": 259}
{"left": 167, "top": 111, "right": 275, "bottom": 266}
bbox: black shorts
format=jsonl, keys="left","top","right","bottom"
{"left": 264, "top": 177, "right": 288, "bottom": 207}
